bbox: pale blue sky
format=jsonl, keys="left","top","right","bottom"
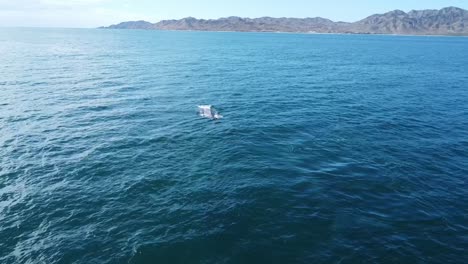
{"left": 1, "top": 0, "right": 467, "bottom": 28}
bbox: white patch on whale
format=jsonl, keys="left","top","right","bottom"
{"left": 198, "top": 105, "right": 223, "bottom": 120}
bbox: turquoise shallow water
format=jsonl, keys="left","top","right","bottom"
{"left": 1, "top": 28, "right": 468, "bottom": 263}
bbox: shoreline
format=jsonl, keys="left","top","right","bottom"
{"left": 102, "top": 28, "right": 468, "bottom": 38}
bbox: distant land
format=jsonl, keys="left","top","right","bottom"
{"left": 102, "top": 7, "right": 468, "bottom": 36}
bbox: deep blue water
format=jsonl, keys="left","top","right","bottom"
{"left": 1, "top": 28, "right": 467, "bottom": 263}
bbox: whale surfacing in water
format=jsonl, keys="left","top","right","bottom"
{"left": 198, "top": 105, "right": 223, "bottom": 120}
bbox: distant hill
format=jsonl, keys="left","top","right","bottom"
{"left": 102, "top": 20, "right": 155, "bottom": 30}
{"left": 102, "top": 7, "right": 468, "bottom": 36}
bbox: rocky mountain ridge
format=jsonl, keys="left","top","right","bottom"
{"left": 103, "top": 7, "right": 468, "bottom": 35}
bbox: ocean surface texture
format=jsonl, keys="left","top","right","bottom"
{"left": 1, "top": 29, "right": 467, "bottom": 264}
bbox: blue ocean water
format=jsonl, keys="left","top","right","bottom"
{"left": 0, "top": 28, "right": 467, "bottom": 263}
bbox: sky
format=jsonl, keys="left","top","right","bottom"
{"left": 1, "top": 0, "right": 468, "bottom": 28}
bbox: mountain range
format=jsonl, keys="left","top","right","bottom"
{"left": 102, "top": 7, "right": 468, "bottom": 36}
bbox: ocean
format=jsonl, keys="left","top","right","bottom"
{"left": 1, "top": 28, "right": 467, "bottom": 263}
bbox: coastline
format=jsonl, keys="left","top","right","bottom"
{"left": 100, "top": 28, "right": 468, "bottom": 38}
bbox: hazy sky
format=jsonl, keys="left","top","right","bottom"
{"left": 1, "top": 0, "right": 468, "bottom": 28}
